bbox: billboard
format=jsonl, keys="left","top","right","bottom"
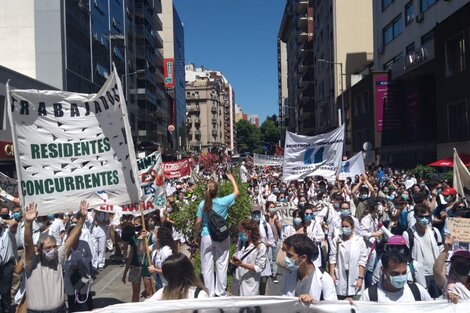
{"left": 164, "top": 58, "right": 174, "bottom": 88}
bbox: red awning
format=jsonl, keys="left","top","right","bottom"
{"left": 428, "top": 153, "right": 470, "bottom": 167}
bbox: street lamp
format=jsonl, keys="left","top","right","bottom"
{"left": 317, "top": 59, "right": 344, "bottom": 126}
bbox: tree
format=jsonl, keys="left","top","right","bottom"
{"left": 260, "top": 119, "right": 280, "bottom": 154}
{"left": 236, "top": 119, "right": 261, "bottom": 153}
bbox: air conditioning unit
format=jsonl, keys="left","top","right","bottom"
{"left": 416, "top": 13, "right": 424, "bottom": 23}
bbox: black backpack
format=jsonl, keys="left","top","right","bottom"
{"left": 368, "top": 282, "right": 421, "bottom": 301}
{"left": 207, "top": 209, "right": 229, "bottom": 242}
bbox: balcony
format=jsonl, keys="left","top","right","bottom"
{"left": 188, "top": 104, "right": 200, "bottom": 113}
{"left": 211, "top": 118, "right": 217, "bottom": 124}
{"left": 211, "top": 130, "right": 218, "bottom": 137}
{"left": 297, "top": 0, "right": 308, "bottom": 13}
{"left": 211, "top": 105, "right": 217, "bottom": 113}
{"left": 297, "top": 14, "right": 308, "bottom": 28}
{"left": 195, "top": 117, "right": 201, "bottom": 125}
{"left": 298, "top": 32, "right": 310, "bottom": 44}
{"left": 195, "top": 130, "right": 201, "bottom": 137}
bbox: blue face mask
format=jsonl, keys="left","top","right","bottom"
{"left": 359, "top": 194, "right": 369, "bottom": 201}
{"left": 340, "top": 210, "right": 351, "bottom": 217}
{"left": 388, "top": 273, "right": 408, "bottom": 289}
{"left": 418, "top": 216, "right": 430, "bottom": 227}
{"left": 284, "top": 256, "right": 301, "bottom": 271}
{"left": 304, "top": 215, "right": 313, "bottom": 223}
{"left": 12, "top": 212, "right": 22, "bottom": 220}
{"left": 444, "top": 196, "right": 451, "bottom": 202}
{"left": 238, "top": 232, "right": 248, "bottom": 242}
{"left": 273, "top": 188, "right": 280, "bottom": 194}
{"left": 293, "top": 217, "right": 302, "bottom": 226}
{"left": 341, "top": 227, "right": 352, "bottom": 236}
{"left": 401, "top": 194, "right": 409, "bottom": 201}
{"left": 279, "top": 198, "right": 286, "bottom": 203}
{"left": 251, "top": 215, "right": 261, "bottom": 223}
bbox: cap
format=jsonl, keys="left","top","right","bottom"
{"left": 442, "top": 188, "right": 457, "bottom": 196}
{"left": 386, "top": 235, "right": 407, "bottom": 246}
{"left": 451, "top": 249, "right": 470, "bottom": 261}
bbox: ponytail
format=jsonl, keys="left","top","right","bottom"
{"left": 203, "top": 181, "right": 218, "bottom": 213}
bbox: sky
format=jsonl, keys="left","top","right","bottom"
{"left": 173, "top": 0, "right": 286, "bottom": 122}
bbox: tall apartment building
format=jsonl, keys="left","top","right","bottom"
{"left": 185, "top": 65, "right": 236, "bottom": 153}
{"left": 313, "top": 0, "right": 373, "bottom": 134}
{"left": 159, "top": 0, "right": 186, "bottom": 153}
{"left": 278, "top": 0, "right": 315, "bottom": 136}
{"left": 373, "top": 0, "right": 470, "bottom": 164}
{"left": 0, "top": 0, "right": 170, "bottom": 154}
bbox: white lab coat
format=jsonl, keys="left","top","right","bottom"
{"left": 305, "top": 219, "right": 325, "bottom": 268}
{"left": 232, "top": 242, "right": 268, "bottom": 296}
{"left": 359, "top": 214, "right": 379, "bottom": 271}
{"left": 282, "top": 266, "right": 337, "bottom": 301}
{"left": 329, "top": 235, "right": 368, "bottom": 296}
{"left": 259, "top": 221, "right": 274, "bottom": 277}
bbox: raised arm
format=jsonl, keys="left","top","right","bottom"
{"left": 23, "top": 203, "right": 38, "bottom": 267}
{"left": 64, "top": 200, "right": 89, "bottom": 257}
{"left": 227, "top": 173, "right": 239, "bottom": 198}
{"left": 433, "top": 236, "right": 452, "bottom": 290}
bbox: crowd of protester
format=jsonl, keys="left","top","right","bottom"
{"left": 1, "top": 158, "right": 470, "bottom": 312}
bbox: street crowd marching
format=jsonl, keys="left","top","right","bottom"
{"left": 2, "top": 69, "right": 470, "bottom": 313}
{"left": 2, "top": 155, "right": 470, "bottom": 312}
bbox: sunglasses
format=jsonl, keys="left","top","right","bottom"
{"left": 304, "top": 212, "right": 314, "bottom": 216}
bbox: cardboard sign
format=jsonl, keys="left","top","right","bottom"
{"left": 448, "top": 218, "right": 470, "bottom": 243}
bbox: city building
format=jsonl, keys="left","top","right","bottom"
{"left": 235, "top": 104, "right": 245, "bottom": 122}
{"left": 185, "top": 65, "right": 236, "bottom": 154}
{"left": 313, "top": 0, "right": 373, "bottom": 134}
{"left": 0, "top": 0, "right": 170, "bottom": 155}
{"left": 372, "top": 0, "right": 470, "bottom": 165}
{"left": 247, "top": 115, "right": 260, "bottom": 128}
{"left": 159, "top": 0, "right": 186, "bottom": 154}
{"left": 0, "top": 65, "right": 57, "bottom": 176}
{"left": 278, "top": 0, "right": 315, "bottom": 136}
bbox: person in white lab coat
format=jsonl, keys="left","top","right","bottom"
{"left": 304, "top": 204, "right": 325, "bottom": 269}
{"left": 329, "top": 216, "right": 368, "bottom": 300}
{"left": 231, "top": 219, "right": 268, "bottom": 296}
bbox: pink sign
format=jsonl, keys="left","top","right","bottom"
{"left": 163, "top": 158, "right": 191, "bottom": 179}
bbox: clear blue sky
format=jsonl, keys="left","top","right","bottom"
{"left": 173, "top": 0, "right": 286, "bottom": 122}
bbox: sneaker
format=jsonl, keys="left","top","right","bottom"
{"left": 272, "top": 275, "right": 278, "bottom": 284}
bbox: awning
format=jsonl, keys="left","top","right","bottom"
{"left": 428, "top": 153, "right": 470, "bottom": 167}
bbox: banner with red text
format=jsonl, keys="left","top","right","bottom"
{"left": 163, "top": 158, "right": 191, "bottom": 179}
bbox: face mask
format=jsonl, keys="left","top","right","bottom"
{"left": 238, "top": 232, "right": 248, "bottom": 242}
{"left": 1, "top": 214, "right": 10, "bottom": 220}
{"left": 437, "top": 188, "right": 442, "bottom": 194}
{"left": 293, "top": 217, "right": 302, "bottom": 226}
{"left": 340, "top": 210, "right": 350, "bottom": 217}
{"left": 298, "top": 202, "right": 306, "bottom": 208}
{"left": 288, "top": 192, "right": 293, "bottom": 197}
{"left": 12, "top": 212, "right": 22, "bottom": 220}
{"left": 284, "top": 256, "right": 301, "bottom": 271}
{"left": 42, "top": 248, "right": 58, "bottom": 262}
{"left": 269, "top": 208, "right": 277, "bottom": 214}
{"left": 341, "top": 227, "right": 352, "bottom": 236}
{"left": 251, "top": 215, "right": 261, "bottom": 223}
{"left": 359, "top": 194, "right": 369, "bottom": 201}
{"left": 304, "top": 215, "right": 313, "bottom": 223}
{"left": 273, "top": 188, "right": 279, "bottom": 194}
{"left": 417, "top": 216, "right": 430, "bottom": 227}
{"left": 388, "top": 273, "right": 408, "bottom": 289}
{"left": 279, "top": 198, "right": 286, "bottom": 203}
{"left": 387, "top": 194, "right": 396, "bottom": 201}
{"left": 254, "top": 189, "right": 259, "bottom": 194}
{"left": 401, "top": 194, "right": 409, "bottom": 201}
{"left": 444, "top": 196, "right": 451, "bottom": 202}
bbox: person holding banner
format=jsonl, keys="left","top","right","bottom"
{"left": 23, "top": 201, "right": 89, "bottom": 313}
{"left": 195, "top": 173, "right": 239, "bottom": 297}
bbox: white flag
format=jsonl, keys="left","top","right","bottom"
{"left": 453, "top": 149, "right": 470, "bottom": 206}
{"left": 339, "top": 152, "right": 366, "bottom": 180}
{"left": 283, "top": 125, "right": 344, "bottom": 182}
{"left": 7, "top": 66, "right": 141, "bottom": 215}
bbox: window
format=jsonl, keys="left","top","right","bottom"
{"left": 421, "top": 30, "right": 434, "bottom": 45}
{"left": 446, "top": 33, "right": 466, "bottom": 77}
{"left": 421, "top": 0, "right": 437, "bottom": 13}
{"left": 405, "top": 1, "right": 414, "bottom": 26}
{"left": 383, "top": 52, "right": 404, "bottom": 70}
{"left": 448, "top": 101, "right": 469, "bottom": 141}
{"left": 383, "top": 0, "right": 394, "bottom": 11}
{"left": 383, "top": 15, "right": 403, "bottom": 46}
{"left": 406, "top": 42, "right": 416, "bottom": 55}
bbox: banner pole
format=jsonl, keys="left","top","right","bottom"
{"left": 139, "top": 202, "right": 155, "bottom": 295}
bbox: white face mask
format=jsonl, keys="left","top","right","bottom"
{"left": 42, "top": 248, "right": 58, "bottom": 262}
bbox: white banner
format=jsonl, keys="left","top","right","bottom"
{"left": 7, "top": 67, "right": 141, "bottom": 215}
{"left": 254, "top": 153, "right": 284, "bottom": 166}
{"left": 87, "top": 297, "right": 470, "bottom": 313}
{"left": 283, "top": 125, "right": 344, "bottom": 182}
{"left": 454, "top": 149, "right": 470, "bottom": 206}
{"left": 339, "top": 152, "right": 365, "bottom": 180}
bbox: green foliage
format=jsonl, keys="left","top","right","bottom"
{"left": 440, "top": 171, "right": 453, "bottom": 183}
{"left": 412, "top": 165, "right": 436, "bottom": 180}
{"left": 260, "top": 119, "right": 280, "bottom": 154}
{"left": 236, "top": 119, "right": 262, "bottom": 153}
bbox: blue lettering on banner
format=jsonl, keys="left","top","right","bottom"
{"left": 342, "top": 161, "right": 350, "bottom": 173}
{"left": 303, "top": 147, "right": 324, "bottom": 165}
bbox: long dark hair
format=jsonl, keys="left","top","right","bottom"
{"left": 157, "top": 226, "right": 177, "bottom": 252}
{"left": 161, "top": 253, "right": 206, "bottom": 300}
{"left": 203, "top": 180, "right": 218, "bottom": 213}
{"left": 240, "top": 219, "right": 261, "bottom": 245}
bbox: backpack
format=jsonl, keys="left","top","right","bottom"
{"left": 368, "top": 282, "right": 421, "bottom": 301}
{"left": 207, "top": 209, "right": 229, "bottom": 242}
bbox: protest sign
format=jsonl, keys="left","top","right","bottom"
{"left": 339, "top": 152, "right": 365, "bottom": 180}
{"left": 163, "top": 158, "right": 191, "bottom": 179}
{"left": 276, "top": 201, "right": 296, "bottom": 226}
{"left": 448, "top": 217, "right": 470, "bottom": 243}
{"left": 283, "top": 125, "right": 344, "bottom": 182}
{"left": 7, "top": 66, "right": 141, "bottom": 215}
{"left": 0, "top": 172, "right": 19, "bottom": 204}
{"left": 253, "top": 153, "right": 284, "bottom": 166}
{"left": 88, "top": 296, "right": 470, "bottom": 313}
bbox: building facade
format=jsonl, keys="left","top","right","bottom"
{"left": 185, "top": 65, "right": 236, "bottom": 154}
{"left": 159, "top": 0, "right": 186, "bottom": 154}
{"left": 0, "top": 0, "right": 170, "bottom": 155}
{"left": 278, "top": 0, "right": 315, "bottom": 136}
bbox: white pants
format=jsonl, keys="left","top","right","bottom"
{"left": 92, "top": 225, "right": 107, "bottom": 269}
{"left": 200, "top": 235, "right": 229, "bottom": 296}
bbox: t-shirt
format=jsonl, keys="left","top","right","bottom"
{"left": 420, "top": 231, "right": 435, "bottom": 275}
{"left": 196, "top": 194, "right": 235, "bottom": 237}
{"left": 360, "top": 282, "right": 432, "bottom": 302}
{"left": 25, "top": 245, "right": 67, "bottom": 310}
